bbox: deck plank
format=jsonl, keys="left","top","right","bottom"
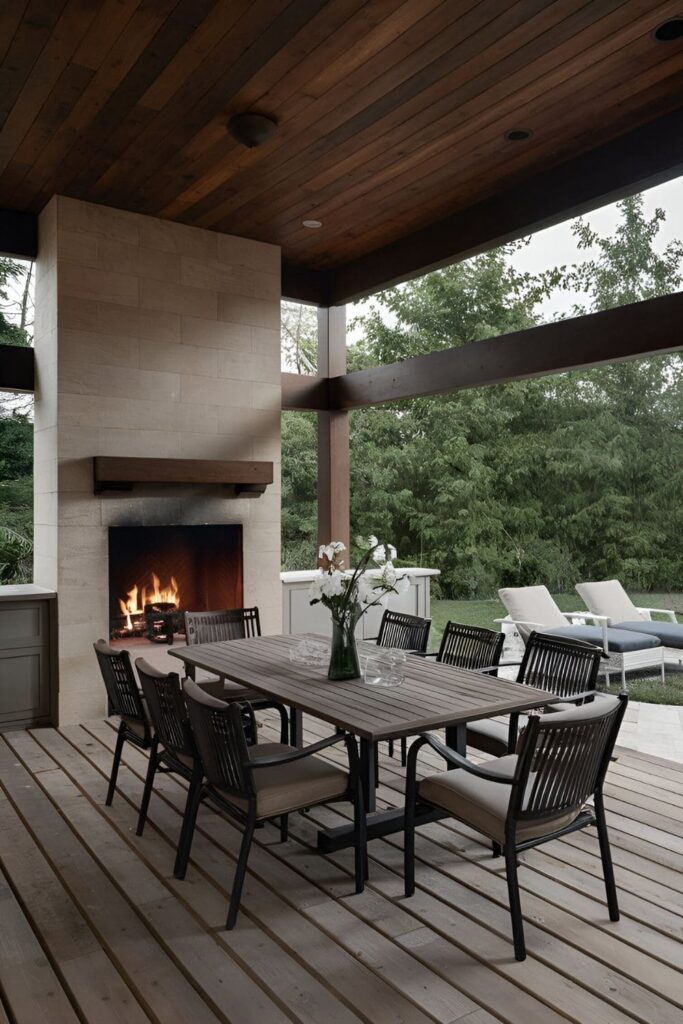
{"left": 2, "top": 716, "right": 683, "bottom": 1024}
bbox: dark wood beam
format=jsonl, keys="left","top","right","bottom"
{"left": 0, "top": 208, "right": 37, "bottom": 260}
{"left": 0, "top": 345, "right": 34, "bottom": 393}
{"left": 281, "top": 263, "right": 331, "bottom": 305}
{"left": 327, "top": 107, "right": 683, "bottom": 304}
{"left": 317, "top": 306, "right": 349, "bottom": 553}
{"left": 327, "top": 291, "right": 683, "bottom": 409}
{"left": 281, "top": 372, "right": 330, "bottom": 411}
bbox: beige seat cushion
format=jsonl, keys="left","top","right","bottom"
{"left": 466, "top": 716, "right": 529, "bottom": 757}
{"left": 219, "top": 742, "right": 349, "bottom": 819}
{"left": 498, "top": 585, "right": 567, "bottom": 642}
{"left": 576, "top": 579, "right": 643, "bottom": 623}
{"left": 122, "top": 715, "right": 148, "bottom": 741}
{"left": 198, "top": 677, "right": 262, "bottom": 702}
{"left": 418, "top": 754, "right": 580, "bottom": 845}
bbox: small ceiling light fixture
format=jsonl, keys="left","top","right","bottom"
{"left": 505, "top": 128, "right": 533, "bottom": 142}
{"left": 653, "top": 17, "right": 683, "bottom": 41}
{"left": 302, "top": 219, "right": 322, "bottom": 229}
{"left": 227, "top": 112, "right": 277, "bottom": 148}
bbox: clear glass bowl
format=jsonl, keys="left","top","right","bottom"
{"left": 364, "top": 648, "right": 407, "bottom": 687}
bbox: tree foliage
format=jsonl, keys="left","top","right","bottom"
{"left": 0, "top": 258, "right": 34, "bottom": 582}
{"left": 281, "top": 197, "right": 683, "bottom": 595}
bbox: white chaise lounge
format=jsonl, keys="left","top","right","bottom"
{"left": 576, "top": 579, "right": 683, "bottom": 672}
{"left": 498, "top": 584, "right": 664, "bottom": 691}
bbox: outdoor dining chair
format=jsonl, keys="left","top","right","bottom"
{"left": 94, "top": 639, "right": 152, "bottom": 806}
{"left": 404, "top": 693, "right": 628, "bottom": 960}
{"left": 466, "top": 630, "right": 603, "bottom": 758}
{"left": 180, "top": 679, "right": 367, "bottom": 928}
{"left": 371, "top": 610, "right": 431, "bottom": 761}
{"left": 184, "top": 607, "right": 290, "bottom": 743}
{"left": 395, "top": 621, "right": 506, "bottom": 765}
{"left": 134, "top": 659, "right": 205, "bottom": 879}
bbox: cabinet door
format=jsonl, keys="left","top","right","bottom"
{"left": 0, "top": 601, "right": 51, "bottom": 728}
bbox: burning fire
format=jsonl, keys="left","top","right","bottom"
{"left": 118, "top": 573, "right": 180, "bottom": 630}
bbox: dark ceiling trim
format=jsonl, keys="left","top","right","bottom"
{"left": 324, "top": 291, "right": 683, "bottom": 409}
{"left": 320, "top": 107, "right": 683, "bottom": 305}
{"left": 281, "top": 263, "right": 331, "bottom": 305}
{"left": 0, "top": 208, "right": 37, "bottom": 260}
{"left": 0, "top": 344, "right": 34, "bottom": 393}
{"left": 281, "top": 371, "right": 330, "bottom": 411}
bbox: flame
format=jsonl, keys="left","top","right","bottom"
{"left": 118, "top": 573, "right": 180, "bottom": 629}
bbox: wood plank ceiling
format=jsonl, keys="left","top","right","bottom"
{"left": 1, "top": 0, "right": 683, "bottom": 299}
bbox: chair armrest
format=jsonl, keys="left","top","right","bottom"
{"left": 410, "top": 650, "right": 439, "bottom": 659}
{"left": 637, "top": 606, "right": 677, "bottom": 622}
{"left": 247, "top": 731, "right": 348, "bottom": 768}
{"left": 543, "top": 689, "right": 599, "bottom": 709}
{"left": 410, "top": 733, "right": 513, "bottom": 782}
{"left": 495, "top": 617, "right": 544, "bottom": 628}
{"left": 480, "top": 661, "right": 520, "bottom": 676}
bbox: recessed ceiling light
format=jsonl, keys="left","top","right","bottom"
{"left": 302, "top": 219, "right": 322, "bottom": 229}
{"left": 227, "top": 112, "right": 277, "bottom": 148}
{"left": 505, "top": 128, "right": 533, "bottom": 142}
{"left": 653, "top": 17, "right": 683, "bottom": 41}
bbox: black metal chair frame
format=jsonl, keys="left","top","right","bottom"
{"left": 467, "top": 630, "right": 604, "bottom": 757}
{"left": 396, "top": 621, "right": 505, "bottom": 766}
{"left": 134, "top": 658, "right": 206, "bottom": 879}
{"left": 180, "top": 682, "right": 367, "bottom": 928}
{"left": 94, "top": 639, "right": 152, "bottom": 806}
{"left": 184, "top": 607, "right": 290, "bottom": 744}
{"left": 371, "top": 610, "right": 431, "bottom": 764}
{"left": 404, "top": 693, "right": 628, "bottom": 960}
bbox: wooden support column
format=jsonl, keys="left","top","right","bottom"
{"left": 317, "top": 306, "right": 349, "bottom": 554}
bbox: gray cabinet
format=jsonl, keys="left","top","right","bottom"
{"left": 0, "top": 587, "right": 56, "bottom": 730}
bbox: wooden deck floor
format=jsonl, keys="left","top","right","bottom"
{"left": 1, "top": 712, "right": 682, "bottom": 1024}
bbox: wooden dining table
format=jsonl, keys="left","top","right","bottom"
{"left": 169, "top": 632, "right": 556, "bottom": 852}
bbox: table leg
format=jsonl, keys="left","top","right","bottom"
{"left": 360, "top": 738, "right": 377, "bottom": 813}
{"left": 445, "top": 723, "right": 467, "bottom": 761}
{"left": 290, "top": 709, "right": 303, "bottom": 748}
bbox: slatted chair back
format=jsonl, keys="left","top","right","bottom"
{"left": 437, "top": 621, "right": 505, "bottom": 671}
{"left": 519, "top": 631, "right": 601, "bottom": 700}
{"left": 94, "top": 639, "right": 147, "bottom": 724}
{"left": 136, "top": 659, "right": 196, "bottom": 761}
{"left": 184, "top": 607, "right": 261, "bottom": 646}
{"left": 512, "top": 695, "right": 625, "bottom": 827}
{"left": 376, "top": 610, "right": 430, "bottom": 652}
{"left": 183, "top": 678, "right": 254, "bottom": 801}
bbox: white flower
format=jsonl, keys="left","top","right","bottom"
{"left": 367, "top": 534, "right": 378, "bottom": 549}
{"left": 381, "top": 561, "right": 397, "bottom": 588}
{"left": 356, "top": 575, "right": 375, "bottom": 605}
{"left": 320, "top": 571, "right": 346, "bottom": 599}
{"left": 330, "top": 540, "right": 346, "bottom": 553}
{"left": 308, "top": 573, "right": 324, "bottom": 601}
{"left": 395, "top": 573, "right": 411, "bottom": 595}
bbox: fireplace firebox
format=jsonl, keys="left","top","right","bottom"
{"left": 108, "top": 525, "right": 243, "bottom": 644}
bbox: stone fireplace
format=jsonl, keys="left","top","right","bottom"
{"left": 33, "top": 196, "right": 282, "bottom": 724}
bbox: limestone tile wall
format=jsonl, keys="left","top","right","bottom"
{"left": 34, "top": 196, "right": 281, "bottom": 725}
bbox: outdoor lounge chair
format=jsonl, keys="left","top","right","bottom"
{"left": 576, "top": 579, "right": 683, "bottom": 671}
{"left": 404, "top": 693, "right": 628, "bottom": 961}
{"left": 498, "top": 585, "right": 664, "bottom": 691}
{"left": 181, "top": 679, "right": 366, "bottom": 929}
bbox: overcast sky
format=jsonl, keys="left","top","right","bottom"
{"left": 348, "top": 173, "right": 683, "bottom": 338}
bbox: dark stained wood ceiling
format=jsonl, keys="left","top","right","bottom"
{"left": 1, "top": 0, "right": 683, "bottom": 298}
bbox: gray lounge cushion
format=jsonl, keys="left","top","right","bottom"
{"left": 542, "top": 624, "right": 660, "bottom": 653}
{"left": 614, "top": 620, "right": 683, "bottom": 650}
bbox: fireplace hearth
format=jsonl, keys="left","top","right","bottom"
{"left": 108, "top": 525, "right": 243, "bottom": 644}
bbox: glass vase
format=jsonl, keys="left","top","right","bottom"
{"left": 328, "top": 617, "right": 360, "bottom": 681}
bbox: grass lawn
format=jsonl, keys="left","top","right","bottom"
{"left": 431, "top": 592, "right": 683, "bottom": 705}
